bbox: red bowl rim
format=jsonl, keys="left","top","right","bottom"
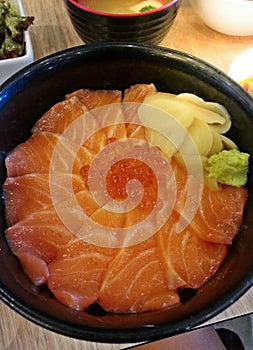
{"left": 67, "top": 0, "right": 178, "bottom": 18}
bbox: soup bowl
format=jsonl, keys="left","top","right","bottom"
{"left": 0, "top": 43, "right": 253, "bottom": 343}
{"left": 64, "top": 0, "right": 181, "bottom": 44}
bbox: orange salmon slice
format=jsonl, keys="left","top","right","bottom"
{"left": 190, "top": 185, "right": 248, "bottom": 244}
{"left": 67, "top": 89, "right": 127, "bottom": 152}
{"left": 98, "top": 234, "right": 180, "bottom": 313}
{"left": 157, "top": 212, "right": 228, "bottom": 289}
{"left": 5, "top": 208, "right": 73, "bottom": 260}
{"left": 32, "top": 97, "right": 88, "bottom": 134}
{"left": 66, "top": 88, "right": 122, "bottom": 110}
{"left": 5, "top": 132, "right": 93, "bottom": 177}
{"left": 48, "top": 240, "right": 117, "bottom": 311}
{"left": 171, "top": 160, "right": 248, "bottom": 245}
{"left": 3, "top": 173, "right": 86, "bottom": 226}
{"left": 123, "top": 83, "right": 157, "bottom": 139}
{"left": 123, "top": 83, "right": 157, "bottom": 103}
{"left": 5, "top": 208, "right": 73, "bottom": 285}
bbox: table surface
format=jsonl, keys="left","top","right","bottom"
{"left": 1, "top": 0, "right": 253, "bottom": 349}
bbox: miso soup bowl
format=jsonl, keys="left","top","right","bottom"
{"left": 64, "top": 0, "right": 181, "bottom": 44}
{"left": 0, "top": 43, "right": 253, "bottom": 343}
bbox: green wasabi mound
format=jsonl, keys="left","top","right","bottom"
{"left": 206, "top": 149, "right": 250, "bottom": 187}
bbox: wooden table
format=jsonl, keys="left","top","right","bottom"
{"left": 1, "top": 0, "right": 253, "bottom": 349}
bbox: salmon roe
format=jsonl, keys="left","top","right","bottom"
{"left": 81, "top": 158, "right": 158, "bottom": 210}
{"left": 106, "top": 158, "right": 158, "bottom": 211}
{"left": 80, "top": 140, "right": 171, "bottom": 214}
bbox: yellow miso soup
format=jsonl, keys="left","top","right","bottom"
{"left": 76, "top": 0, "right": 171, "bottom": 14}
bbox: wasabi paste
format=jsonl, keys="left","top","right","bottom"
{"left": 206, "top": 149, "right": 250, "bottom": 187}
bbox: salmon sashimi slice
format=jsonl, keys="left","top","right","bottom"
{"left": 5, "top": 186, "right": 107, "bottom": 285}
{"left": 73, "top": 102, "right": 127, "bottom": 152}
{"left": 13, "top": 248, "right": 50, "bottom": 286}
{"left": 90, "top": 103, "right": 127, "bottom": 147}
{"left": 190, "top": 185, "right": 248, "bottom": 244}
{"left": 3, "top": 173, "right": 86, "bottom": 226}
{"left": 5, "top": 209, "right": 73, "bottom": 285}
{"left": 5, "top": 187, "right": 106, "bottom": 259}
{"left": 34, "top": 95, "right": 115, "bottom": 154}
{"left": 125, "top": 122, "right": 146, "bottom": 140}
{"left": 170, "top": 160, "right": 248, "bottom": 245}
{"left": 32, "top": 96, "right": 88, "bottom": 134}
{"left": 5, "top": 208, "right": 74, "bottom": 260}
{"left": 123, "top": 84, "right": 157, "bottom": 139}
{"left": 32, "top": 87, "right": 146, "bottom": 154}
{"left": 98, "top": 235, "right": 180, "bottom": 313}
{"left": 32, "top": 96, "right": 107, "bottom": 154}
{"left": 5, "top": 187, "right": 112, "bottom": 287}
{"left": 123, "top": 83, "right": 157, "bottom": 103}
{"left": 66, "top": 88, "right": 122, "bottom": 110}
{"left": 157, "top": 212, "right": 228, "bottom": 289}
{"left": 5, "top": 132, "right": 93, "bottom": 177}
{"left": 75, "top": 189, "right": 106, "bottom": 217}
{"left": 48, "top": 240, "right": 117, "bottom": 311}
{"left": 156, "top": 217, "right": 188, "bottom": 290}
{"left": 65, "top": 89, "right": 125, "bottom": 151}
{"left": 90, "top": 207, "right": 126, "bottom": 228}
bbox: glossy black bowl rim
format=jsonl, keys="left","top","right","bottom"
{"left": 0, "top": 42, "right": 253, "bottom": 343}
{"left": 67, "top": 0, "right": 179, "bottom": 18}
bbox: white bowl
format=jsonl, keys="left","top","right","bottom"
{"left": 228, "top": 48, "right": 253, "bottom": 83}
{"left": 190, "top": 0, "right": 253, "bottom": 36}
{"left": 0, "top": 0, "right": 34, "bottom": 86}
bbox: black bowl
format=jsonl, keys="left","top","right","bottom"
{"left": 0, "top": 43, "right": 253, "bottom": 343}
{"left": 64, "top": 0, "right": 181, "bottom": 44}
